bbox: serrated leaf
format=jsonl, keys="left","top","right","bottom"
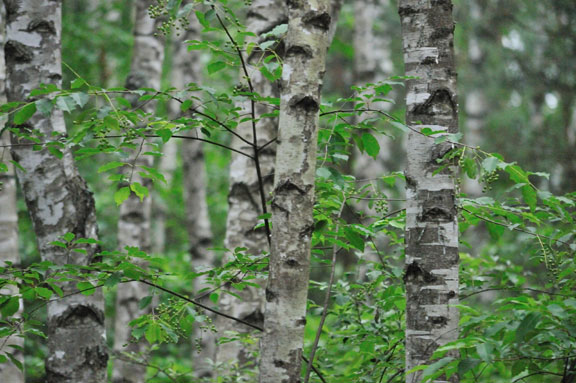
{"left": 482, "top": 156, "right": 501, "bottom": 173}
{"left": 145, "top": 322, "right": 162, "bottom": 344}
{"left": 207, "top": 61, "right": 226, "bottom": 75}
{"left": 130, "top": 182, "right": 149, "bottom": 201}
{"left": 390, "top": 121, "right": 409, "bottom": 132}
{"left": 114, "top": 187, "right": 131, "bottom": 206}
{"left": 516, "top": 312, "right": 540, "bottom": 342}
{"left": 62, "top": 232, "right": 75, "bottom": 242}
{"left": 361, "top": 133, "right": 380, "bottom": 158}
{"left": 209, "top": 293, "right": 219, "bottom": 304}
{"left": 36, "top": 99, "right": 54, "bottom": 115}
{"left": 476, "top": 343, "right": 493, "bottom": 362}
{"left": 55, "top": 96, "right": 77, "bottom": 113}
{"left": 98, "top": 161, "right": 125, "bottom": 173}
{"left": 521, "top": 185, "right": 537, "bottom": 211}
{"left": 0, "top": 297, "right": 20, "bottom": 317}
{"left": 345, "top": 227, "right": 365, "bottom": 251}
{"left": 70, "top": 92, "right": 89, "bottom": 108}
{"left": 14, "top": 103, "right": 37, "bottom": 125}
{"left": 422, "top": 357, "right": 455, "bottom": 379}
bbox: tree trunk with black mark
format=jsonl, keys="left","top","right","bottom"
{"left": 399, "top": 0, "right": 460, "bottom": 382}
{"left": 258, "top": 0, "right": 332, "bottom": 381}
{"left": 3, "top": 1, "right": 108, "bottom": 381}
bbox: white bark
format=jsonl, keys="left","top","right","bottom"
{"left": 258, "top": 0, "right": 332, "bottom": 381}
{"left": 216, "top": 0, "right": 287, "bottom": 374}
{"left": 399, "top": 1, "right": 460, "bottom": 382}
{"left": 4, "top": 1, "right": 108, "bottom": 381}
{"left": 112, "top": 1, "right": 165, "bottom": 382}
{"left": 0, "top": 5, "right": 24, "bottom": 379}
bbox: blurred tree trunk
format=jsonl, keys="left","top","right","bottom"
{"left": 216, "top": 0, "right": 287, "bottom": 375}
{"left": 112, "top": 1, "right": 164, "bottom": 382}
{"left": 165, "top": 7, "right": 216, "bottom": 378}
{"left": 463, "top": 0, "right": 486, "bottom": 197}
{"left": 4, "top": 1, "right": 108, "bottom": 382}
{"left": 258, "top": 0, "right": 331, "bottom": 381}
{"left": 0, "top": 4, "right": 24, "bottom": 380}
{"left": 352, "top": 0, "right": 394, "bottom": 280}
{"left": 399, "top": 1, "right": 460, "bottom": 382}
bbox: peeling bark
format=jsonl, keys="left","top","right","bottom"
{"left": 112, "top": 1, "right": 165, "bottom": 382}
{"left": 216, "top": 0, "right": 287, "bottom": 374}
{"left": 0, "top": 5, "right": 24, "bottom": 380}
{"left": 399, "top": 0, "right": 460, "bottom": 382}
{"left": 3, "top": 1, "right": 107, "bottom": 382}
{"left": 258, "top": 0, "right": 332, "bottom": 381}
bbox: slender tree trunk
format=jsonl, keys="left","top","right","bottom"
{"left": 216, "top": 0, "right": 287, "bottom": 374}
{"left": 4, "top": 1, "right": 108, "bottom": 382}
{"left": 258, "top": 1, "right": 331, "bottom": 381}
{"left": 167, "top": 8, "right": 216, "bottom": 378}
{"left": 0, "top": 5, "right": 24, "bottom": 379}
{"left": 112, "top": 1, "right": 164, "bottom": 382}
{"left": 399, "top": 1, "right": 460, "bottom": 382}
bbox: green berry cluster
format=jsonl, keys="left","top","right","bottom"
{"left": 148, "top": 0, "right": 189, "bottom": 36}
{"left": 481, "top": 171, "right": 499, "bottom": 192}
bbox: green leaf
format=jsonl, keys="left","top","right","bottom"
{"left": 458, "top": 358, "right": 481, "bottom": 376}
{"left": 114, "top": 187, "right": 131, "bottom": 206}
{"left": 0, "top": 297, "right": 20, "bottom": 317}
{"left": 76, "top": 281, "right": 95, "bottom": 295}
{"left": 521, "top": 185, "right": 537, "bottom": 211}
{"left": 139, "top": 296, "right": 153, "bottom": 310}
{"left": 97, "top": 161, "right": 125, "bottom": 173}
{"left": 209, "top": 293, "right": 219, "bottom": 304}
{"left": 71, "top": 78, "right": 86, "bottom": 89}
{"left": 344, "top": 227, "right": 365, "bottom": 252}
{"left": 130, "top": 182, "right": 149, "bottom": 201}
{"left": 422, "top": 357, "right": 455, "bottom": 379}
{"left": 481, "top": 156, "right": 501, "bottom": 173}
{"left": 476, "top": 343, "right": 493, "bottom": 362}
{"left": 145, "top": 322, "right": 162, "bottom": 344}
{"left": 35, "top": 287, "right": 53, "bottom": 299}
{"left": 515, "top": 312, "right": 541, "bottom": 342}
{"left": 14, "top": 103, "right": 37, "bottom": 125}
{"left": 486, "top": 222, "right": 505, "bottom": 240}
{"left": 361, "top": 133, "right": 380, "bottom": 158}
{"left": 389, "top": 121, "right": 409, "bottom": 132}
{"left": 207, "top": 61, "right": 226, "bottom": 75}
{"left": 63, "top": 232, "right": 75, "bottom": 242}
{"left": 157, "top": 128, "right": 173, "bottom": 143}
{"left": 36, "top": 99, "right": 54, "bottom": 115}
{"left": 70, "top": 92, "right": 90, "bottom": 108}
{"left": 55, "top": 96, "right": 77, "bottom": 113}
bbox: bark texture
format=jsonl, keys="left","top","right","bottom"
{"left": 258, "top": 0, "right": 331, "bottom": 381}
{"left": 399, "top": 1, "right": 460, "bottom": 382}
{"left": 168, "top": 9, "right": 216, "bottom": 378}
{"left": 0, "top": 5, "right": 24, "bottom": 379}
{"left": 112, "top": 1, "right": 164, "bottom": 382}
{"left": 216, "top": 0, "right": 287, "bottom": 373}
{"left": 4, "top": 1, "right": 107, "bottom": 382}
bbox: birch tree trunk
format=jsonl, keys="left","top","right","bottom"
{"left": 112, "top": 1, "right": 164, "bottom": 381}
{"left": 167, "top": 9, "right": 216, "bottom": 378}
{"left": 258, "top": 0, "right": 331, "bottom": 381}
{"left": 3, "top": 1, "right": 108, "bottom": 382}
{"left": 0, "top": 5, "right": 24, "bottom": 379}
{"left": 399, "top": 1, "right": 460, "bottom": 382}
{"left": 216, "top": 0, "right": 287, "bottom": 373}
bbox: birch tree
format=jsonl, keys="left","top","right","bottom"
{"left": 0, "top": 5, "right": 24, "bottom": 379}
{"left": 399, "top": 1, "right": 460, "bottom": 382}
{"left": 167, "top": 8, "right": 216, "bottom": 378}
{"left": 217, "top": 0, "right": 287, "bottom": 372}
{"left": 3, "top": 1, "right": 108, "bottom": 381}
{"left": 112, "top": 0, "right": 165, "bottom": 381}
{"left": 258, "top": 0, "right": 332, "bottom": 381}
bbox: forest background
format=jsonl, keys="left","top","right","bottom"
{"left": 0, "top": 0, "right": 575, "bottom": 382}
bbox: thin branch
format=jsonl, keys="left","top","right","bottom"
{"left": 461, "top": 287, "right": 572, "bottom": 300}
{"left": 512, "top": 370, "right": 563, "bottom": 382}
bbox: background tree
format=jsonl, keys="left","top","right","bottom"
{"left": 112, "top": 0, "right": 165, "bottom": 381}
